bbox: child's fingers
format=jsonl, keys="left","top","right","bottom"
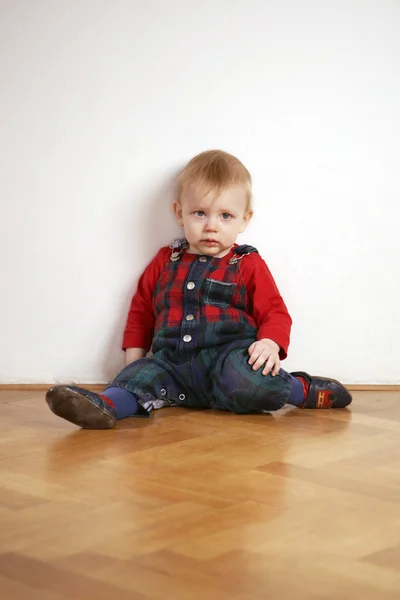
{"left": 247, "top": 343, "right": 257, "bottom": 363}
{"left": 262, "top": 355, "right": 276, "bottom": 376}
{"left": 271, "top": 361, "right": 281, "bottom": 377}
{"left": 262, "top": 355, "right": 280, "bottom": 376}
{"left": 249, "top": 349, "right": 269, "bottom": 371}
{"left": 248, "top": 344, "right": 264, "bottom": 366}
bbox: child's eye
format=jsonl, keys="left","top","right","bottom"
{"left": 221, "top": 213, "right": 231, "bottom": 220}
{"left": 195, "top": 211, "right": 206, "bottom": 217}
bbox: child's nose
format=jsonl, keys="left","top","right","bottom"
{"left": 205, "top": 217, "right": 218, "bottom": 231}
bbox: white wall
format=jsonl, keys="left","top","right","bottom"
{"left": 1, "top": 0, "right": 399, "bottom": 384}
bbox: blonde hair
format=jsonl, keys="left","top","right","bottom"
{"left": 177, "top": 150, "right": 252, "bottom": 209}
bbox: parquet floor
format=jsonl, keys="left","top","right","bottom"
{"left": 1, "top": 389, "right": 400, "bottom": 599}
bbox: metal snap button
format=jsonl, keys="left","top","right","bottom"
{"left": 199, "top": 256, "right": 207, "bottom": 262}
{"left": 185, "top": 314, "right": 194, "bottom": 321}
{"left": 183, "top": 334, "right": 192, "bottom": 342}
{"left": 160, "top": 389, "right": 166, "bottom": 396}
{"left": 179, "top": 393, "right": 186, "bottom": 401}
{"left": 187, "top": 281, "right": 195, "bottom": 290}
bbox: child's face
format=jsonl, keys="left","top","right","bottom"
{"left": 173, "top": 183, "right": 252, "bottom": 258}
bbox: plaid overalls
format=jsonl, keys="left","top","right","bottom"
{"left": 110, "top": 240, "right": 293, "bottom": 416}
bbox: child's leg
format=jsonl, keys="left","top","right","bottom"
{"left": 210, "top": 341, "right": 352, "bottom": 413}
{"left": 210, "top": 341, "right": 291, "bottom": 413}
{"left": 46, "top": 356, "right": 189, "bottom": 429}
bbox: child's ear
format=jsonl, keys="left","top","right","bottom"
{"left": 173, "top": 201, "right": 184, "bottom": 227}
{"left": 239, "top": 209, "right": 253, "bottom": 233}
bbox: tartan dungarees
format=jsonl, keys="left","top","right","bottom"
{"left": 110, "top": 239, "right": 292, "bottom": 416}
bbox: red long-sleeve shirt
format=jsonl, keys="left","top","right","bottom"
{"left": 123, "top": 243, "right": 292, "bottom": 359}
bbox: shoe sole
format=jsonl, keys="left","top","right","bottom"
{"left": 46, "top": 387, "right": 116, "bottom": 429}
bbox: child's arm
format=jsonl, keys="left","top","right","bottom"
{"left": 241, "top": 252, "right": 292, "bottom": 375}
{"left": 243, "top": 252, "right": 292, "bottom": 357}
{"left": 122, "top": 247, "right": 170, "bottom": 363}
{"left": 125, "top": 347, "right": 147, "bottom": 366}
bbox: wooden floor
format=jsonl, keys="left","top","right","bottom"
{"left": 1, "top": 390, "right": 400, "bottom": 599}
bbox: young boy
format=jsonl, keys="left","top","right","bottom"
{"left": 46, "top": 150, "right": 352, "bottom": 429}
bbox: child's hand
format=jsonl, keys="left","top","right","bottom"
{"left": 248, "top": 338, "right": 280, "bottom": 376}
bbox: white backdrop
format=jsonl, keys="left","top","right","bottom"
{"left": 1, "top": 0, "right": 399, "bottom": 384}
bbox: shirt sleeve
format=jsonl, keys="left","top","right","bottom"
{"left": 122, "top": 247, "right": 169, "bottom": 352}
{"left": 241, "top": 252, "right": 292, "bottom": 360}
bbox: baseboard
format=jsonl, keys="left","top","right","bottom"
{"left": 346, "top": 385, "right": 400, "bottom": 391}
{"left": 0, "top": 384, "right": 400, "bottom": 392}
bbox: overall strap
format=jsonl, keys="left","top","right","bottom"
{"left": 227, "top": 244, "right": 258, "bottom": 264}
{"left": 169, "top": 238, "right": 188, "bottom": 262}
{"left": 169, "top": 239, "right": 258, "bottom": 263}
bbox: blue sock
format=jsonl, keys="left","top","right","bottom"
{"left": 286, "top": 375, "right": 305, "bottom": 406}
{"left": 102, "top": 386, "right": 139, "bottom": 419}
